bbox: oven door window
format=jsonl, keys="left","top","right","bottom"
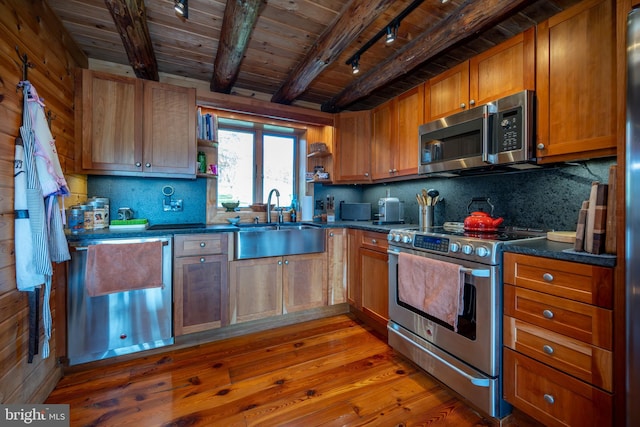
{"left": 396, "top": 275, "right": 477, "bottom": 341}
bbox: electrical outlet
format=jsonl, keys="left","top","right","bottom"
{"left": 163, "top": 199, "right": 183, "bottom": 212}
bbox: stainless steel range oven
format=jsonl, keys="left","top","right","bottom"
{"left": 386, "top": 225, "right": 544, "bottom": 418}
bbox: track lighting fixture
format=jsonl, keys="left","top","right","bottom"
{"left": 351, "top": 56, "right": 360, "bottom": 74}
{"left": 345, "top": 0, "right": 424, "bottom": 74}
{"left": 385, "top": 22, "right": 399, "bottom": 44}
{"left": 174, "top": 0, "right": 188, "bottom": 19}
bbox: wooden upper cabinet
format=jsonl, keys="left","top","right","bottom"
{"left": 371, "top": 85, "right": 423, "bottom": 180}
{"left": 334, "top": 110, "right": 371, "bottom": 183}
{"left": 75, "top": 69, "right": 197, "bottom": 178}
{"left": 426, "top": 28, "right": 535, "bottom": 122}
{"left": 427, "top": 62, "right": 470, "bottom": 121}
{"left": 536, "top": 0, "right": 616, "bottom": 163}
{"left": 371, "top": 99, "right": 394, "bottom": 180}
{"left": 143, "top": 81, "right": 197, "bottom": 176}
{"left": 77, "top": 69, "right": 143, "bottom": 173}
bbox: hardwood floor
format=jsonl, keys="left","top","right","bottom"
{"left": 47, "top": 315, "right": 497, "bottom": 426}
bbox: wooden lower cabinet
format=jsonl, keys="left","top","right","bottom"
{"left": 504, "top": 348, "right": 612, "bottom": 427}
{"left": 173, "top": 233, "right": 229, "bottom": 335}
{"left": 347, "top": 230, "right": 389, "bottom": 327}
{"left": 327, "top": 228, "right": 347, "bottom": 304}
{"left": 229, "top": 252, "right": 327, "bottom": 324}
{"left": 503, "top": 252, "right": 613, "bottom": 426}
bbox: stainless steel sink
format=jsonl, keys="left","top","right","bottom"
{"left": 234, "top": 223, "right": 325, "bottom": 259}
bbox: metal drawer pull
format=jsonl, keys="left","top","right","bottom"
{"left": 371, "top": 239, "right": 377, "bottom": 244}
{"left": 542, "top": 309, "right": 554, "bottom": 319}
{"left": 542, "top": 272, "right": 554, "bottom": 282}
{"left": 200, "top": 257, "right": 205, "bottom": 263}
{"left": 200, "top": 242, "right": 206, "bottom": 247}
{"left": 543, "top": 345, "right": 554, "bottom": 355}
{"left": 543, "top": 394, "right": 555, "bottom": 404}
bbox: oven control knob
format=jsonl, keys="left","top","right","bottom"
{"left": 402, "top": 235, "right": 412, "bottom": 244}
{"left": 475, "top": 246, "right": 490, "bottom": 257}
{"left": 387, "top": 233, "right": 394, "bottom": 242}
{"left": 462, "top": 244, "right": 474, "bottom": 255}
{"left": 394, "top": 234, "right": 402, "bottom": 242}
{"left": 450, "top": 242, "right": 461, "bottom": 252}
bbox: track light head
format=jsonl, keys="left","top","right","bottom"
{"left": 174, "top": 0, "right": 188, "bottom": 18}
{"left": 351, "top": 56, "right": 360, "bottom": 74}
{"left": 385, "top": 23, "right": 398, "bottom": 44}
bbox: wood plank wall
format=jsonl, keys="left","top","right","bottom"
{"left": 0, "top": 0, "right": 87, "bottom": 403}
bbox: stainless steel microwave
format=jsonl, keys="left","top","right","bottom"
{"left": 418, "top": 90, "right": 535, "bottom": 175}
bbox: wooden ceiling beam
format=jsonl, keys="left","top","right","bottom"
{"left": 270, "top": 0, "right": 395, "bottom": 105}
{"left": 322, "top": 0, "right": 532, "bottom": 112}
{"left": 104, "top": 0, "right": 158, "bottom": 81}
{"left": 211, "top": 0, "right": 264, "bottom": 93}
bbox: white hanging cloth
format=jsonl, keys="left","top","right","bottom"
{"left": 15, "top": 81, "right": 70, "bottom": 359}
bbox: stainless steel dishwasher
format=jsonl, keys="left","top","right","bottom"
{"left": 67, "top": 236, "right": 173, "bottom": 365}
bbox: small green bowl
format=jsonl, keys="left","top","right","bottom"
{"left": 222, "top": 201, "right": 240, "bottom": 212}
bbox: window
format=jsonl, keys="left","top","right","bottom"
{"left": 217, "top": 118, "right": 299, "bottom": 208}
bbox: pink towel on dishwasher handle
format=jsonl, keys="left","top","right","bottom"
{"left": 85, "top": 241, "right": 164, "bottom": 297}
{"left": 397, "top": 252, "right": 464, "bottom": 331}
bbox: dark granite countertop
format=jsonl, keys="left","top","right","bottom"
{"left": 65, "top": 220, "right": 405, "bottom": 242}
{"left": 503, "top": 239, "right": 617, "bottom": 268}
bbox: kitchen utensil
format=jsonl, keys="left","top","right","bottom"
{"left": 464, "top": 197, "right": 503, "bottom": 231}
{"left": 427, "top": 189, "right": 439, "bottom": 198}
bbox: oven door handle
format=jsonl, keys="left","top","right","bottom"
{"left": 391, "top": 328, "right": 491, "bottom": 388}
{"left": 388, "top": 249, "right": 490, "bottom": 278}
{"left": 461, "top": 267, "right": 490, "bottom": 278}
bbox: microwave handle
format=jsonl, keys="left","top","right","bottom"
{"left": 482, "top": 112, "right": 491, "bottom": 163}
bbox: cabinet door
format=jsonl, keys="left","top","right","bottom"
{"left": 360, "top": 247, "right": 389, "bottom": 326}
{"left": 229, "top": 258, "right": 282, "bottom": 323}
{"left": 77, "top": 69, "right": 143, "bottom": 173}
{"left": 371, "top": 100, "right": 395, "bottom": 180}
{"left": 334, "top": 110, "right": 371, "bottom": 183}
{"left": 426, "top": 61, "right": 470, "bottom": 121}
{"left": 143, "top": 81, "right": 197, "bottom": 176}
{"left": 470, "top": 27, "right": 535, "bottom": 106}
{"left": 536, "top": 0, "right": 616, "bottom": 163}
{"left": 347, "top": 229, "right": 361, "bottom": 309}
{"left": 174, "top": 254, "right": 228, "bottom": 335}
{"left": 283, "top": 253, "right": 327, "bottom": 313}
{"left": 395, "top": 85, "right": 423, "bottom": 177}
{"left": 327, "top": 228, "right": 347, "bottom": 305}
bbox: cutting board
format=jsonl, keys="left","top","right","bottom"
{"left": 547, "top": 231, "right": 577, "bottom": 243}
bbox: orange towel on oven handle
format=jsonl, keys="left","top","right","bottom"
{"left": 397, "top": 252, "right": 464, "bottom": 331}
{"left": 85, "top": 241, "right": 164, "bottom": 297}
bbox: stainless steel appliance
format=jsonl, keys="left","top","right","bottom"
{"left": 375, "top": 197, "right": 404, "bottom": 224}
{"left": 66, "top": 236, "right": 173, "bottom": 365}
{"left": 418, "top": 90, "right": 535, "bottom": 175}
{"left": 386, "top": 225, "right": 544, "bottom": 418}
{"left": 626, "top": 9, "right": 640, "bottom": 426}
{"left": 339, "top": 202, "right": 371, "bottom": 221}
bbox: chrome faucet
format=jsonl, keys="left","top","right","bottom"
{"left": 266, "top": 188, "right": 280, "bottom": 223}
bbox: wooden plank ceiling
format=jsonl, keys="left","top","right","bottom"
{"left": 46, "top": 0, "right": 583, "bottom": 112}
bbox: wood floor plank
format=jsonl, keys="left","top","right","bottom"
{"left": 46, "top": 314, "right": 494, "bottom": 426}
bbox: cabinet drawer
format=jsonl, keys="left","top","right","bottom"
{"left": 174, "top": 233, "right": 228, "bottom": 257}
{"left": 504, "top": 316, "right": 612, "bottom": 391}
{"left": 504, "top": 285, "right": 612, "bottom": 349}
{"left": 504, "top": 348, "right": 612, "bottom": 427}
{"left": 359, "top": 230, "right": 388, "bottom": 252}
{"left": 503, "top": 252, "right": 612, "bottom": 308}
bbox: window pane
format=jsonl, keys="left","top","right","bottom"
{"left": 263, "top": 134, "right": 295, "bottom": 207}
{"left": 218, "top": 129, "right": 254, "bottom": 206}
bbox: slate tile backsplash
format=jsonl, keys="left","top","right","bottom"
{"left": 315, "top": 157, "right": 616, "bottom": 231}
{"left": 88, "top": 176, "right": 207, "bottom": 225}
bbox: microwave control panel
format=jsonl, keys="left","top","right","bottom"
{"left": 495, "top": 107, "right": 523, "bottom": 152}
